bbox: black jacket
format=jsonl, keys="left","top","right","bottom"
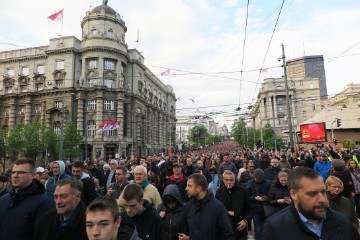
{"left": 194, "top": 167, "right": 212, "bottom": 184}
{"left": 34, "top": 203, "right": 88, "bottom": 240}
{"left": 216, "top": 185, "right": 253, "bottom": 238}
{"left": 0, "top": 180, "right": 52, "bottom": 240}
{"left": 262, "top": 204, "right": 360, "bottom": 240}
{"left": 157, "top": 184, "right": 185, "bottom": 240}
{"left": 117, "top": 222, "right": 140, "bottom": 240}
{"left": 80, "top": 175, "right": 97, "bottom": 206}
{"left": 181, "top": 193, "right": 236, "bottom": 240}
{"left": 121, "top": 201, "right": 164, "bottom": 240}
{"left": 268, "top": 184, "right": 291, "bottom": 213}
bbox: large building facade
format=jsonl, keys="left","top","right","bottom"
{"left": 250, "top": 55, "right": 326, "bottom": 145}
{"left": 0, "top": 3, "right": 176, "bottom": 160}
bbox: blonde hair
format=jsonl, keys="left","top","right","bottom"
{"left": 325, "top": 176, "right": 343, "bottom": 190}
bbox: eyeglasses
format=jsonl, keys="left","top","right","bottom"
{"left": 11, "top": 171, "right": 33, "bottom": 175}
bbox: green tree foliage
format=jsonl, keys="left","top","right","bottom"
{"left": 0, "top": 129, "right": 8, "bottom": 172}
{"left": 187, "top": 125, "right": 209, "bottom": 148}
{"left": 343, "top": 139, "right": 356, "bottom": 150}
{"left": 62, "top": 123, "right": 82, "bottom": 161}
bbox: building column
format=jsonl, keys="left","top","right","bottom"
{"left": 95, "top": 92, "right": 104, "bottom": 140}
{"left": 41, "top": 101, "right": 46, "bottom": 124}
{"left": 25, "top": 96, "right": 32, "bottom": 124}
{"left": 9, "top": 101, "right": 16, "bottom": 128}
{"left": 116, "top": 93, "right": 124, "bottom": 138}
{"left": 77, "top": 98, "right": 84, "bottom": 136}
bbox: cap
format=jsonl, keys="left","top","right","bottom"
{"left": 173, "top": 162, "right": 180, "bottom": 167}
{"left": 320, "top": 153, "right": 327, "bottom": 157}
{"left": 119, "top": 160, "right": 125, "bottom": 165}
{"left": 0, "top": 175, "right": 8, "bottom": 182}
{"left": 36, "top": 167, "right": 45, "bottom": 173}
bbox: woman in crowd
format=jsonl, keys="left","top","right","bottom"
{"left": 325, "top": 176, "right": 358, "bottom": 230}
{"left": 346, "top": 159, "right": 360, "bottom": 216}
{"left": 208, "top": 158, "right": 219, "bottom": 195}
{"left": 268, "top": 171, "right": 291, "bottom": 213}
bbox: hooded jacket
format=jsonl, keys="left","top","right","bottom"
{"left": 117, "top": 222, "right": 140, "bottom": 240}
{"left": 45, "top": 160, "right": 71, "bottom": 200}
{"left": 0, "top": 179, "right": 52, "bottom": 240}
{"left": 157, "top": 184, "right": 185, "bottom": 240}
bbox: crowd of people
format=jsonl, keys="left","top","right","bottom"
{"left": 0, "top": 140, "right": 360, "bottom": 239}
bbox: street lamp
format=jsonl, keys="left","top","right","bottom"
{"left": 58, "top": 93, "right": 74, "bottom": 161}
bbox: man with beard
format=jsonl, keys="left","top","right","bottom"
{"left": 262, "top": 167, "right": 360, "bottom": 240}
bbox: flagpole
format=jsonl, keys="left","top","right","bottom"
{"left": 60, "top": 8, "right": 64, "bottom": 37}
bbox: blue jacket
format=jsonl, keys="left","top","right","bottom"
{"left": 45, "top": 160, "right": 71, "bottom": 201}
{"left": 313, "top": 160, "right": 332, "bottom": 180}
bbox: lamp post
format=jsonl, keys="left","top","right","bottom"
{"left": 58, "top": 93, "right": 74, "bottom": 161}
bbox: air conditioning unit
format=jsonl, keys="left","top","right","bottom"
{"left": 47, "top": 81, "right": 52, "bottom": 85}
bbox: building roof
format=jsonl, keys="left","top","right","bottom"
{"left": 91, "top": 4, "right": 117, "bottom": 15}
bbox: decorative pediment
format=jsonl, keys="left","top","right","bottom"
{"left": 34, "top": 75, "right": 46, "bottom": 83}
{"left": 52, "top": 70, "right": 66, "bottom": 80}
{"left": 18, "top": 76, "right": 30, "bottom": 86}
{"left": 86, "top": 70, "right": 98, "bottom": 78}
{"left": 104, "top": 71, "right": 116, "bottom": 79}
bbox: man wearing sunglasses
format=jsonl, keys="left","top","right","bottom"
{"left": 0, "top": 158, "right": 52, "bottom": 240}
{"left": 107, "top": 166, "right": 129, "bottom": 199}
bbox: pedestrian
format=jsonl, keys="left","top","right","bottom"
{"left": 106, "top": 166, "right": 129, "bottom": 199}
{"left": 34, "top": 178, "right": 88, "bottom": 240}
{"left": 267, "top": 170, "right": 291, "bottom": 213}
{"left": 313, "top": 153, "right": 332, "bottom": 181}
{"left": 262, "top": 167, "right": 360, "bottom": 240}
{"left": 45, "top": 160, "right": 71, "bottom": 204}
{"left": 179, "top": 173, "right": 235, "bottom": 240}
{"left": 0, "top": 174, "right": 9, "bottom": 198}
{"left": 0, "top": 158, "right": 52, "bottom": 240}
{"left": 216, "top": 170, "right": 253, "bottom": 240}
{"left": 121, "top": 184, "right": 164, "bottom": 240}
{"left": 72, "top": 161, "right": 98, "bottom": 206}
{"left": 165, "top": 162, "right": 188, "bottom": 202}
{"left": 86, "top": 196, "right": 139, "bottom": 240}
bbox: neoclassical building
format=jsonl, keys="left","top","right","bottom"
{"left": 0, "top": 2, "right": 177, "bottom": 159}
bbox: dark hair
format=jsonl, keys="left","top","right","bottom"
{"left": 56, "top": 178, "right": 83, "bottom": 194}
{"left": 14, "top": 158, "right": 36, "bottom": 172}
{"left": 288, "top": 167, "right": 321, "bottom": 191}
{"left": 116, "top": 165, "right": 128, "bottom": 174}
{"left": 331, "top": 159, "right": 345, "bottom": 171}
{"left": 188, "top": 173, "right": 207, "bottom": 191}
{"left": 72, "top": 161, "right": 85, "bottom": 169}
{"left": 86, "top": 196, "right": 120, "bottom": 221}
{"left": 123, "top": 184, "right": 143, "bottom": 202}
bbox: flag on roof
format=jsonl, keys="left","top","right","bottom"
{"left": 161, "top": 69, "right": 170, "bottom": 76}
{"left": 48, "top": 9, "right": 64, "bottom": 22}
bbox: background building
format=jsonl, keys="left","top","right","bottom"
{"left": 0, "top": 3, "right": 176, "bottom": 160}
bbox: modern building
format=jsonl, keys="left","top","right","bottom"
{"left": 0, "top": 2, "right": 176, "bottom": 160}
{"left": 250, "top": 55, "right": 326, "bottom": 145}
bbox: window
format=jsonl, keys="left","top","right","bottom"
{"left": 312, "top": 104, "right": 316, "bottom": 110}
{"left": 87, "top": 100, "right": 96, "bottom": 110}
{"left": 104, "top": 60, "right": 115, "bottom": 70}
{"left": 54, "top": 121, "right": 61, "bottom": 135}
{"left": 87, "top": 120, "right": 96, "bottom": 136}
{"left": 104, "top": 100, "right": 114, "bottom": 110}
{"left": 36, "top": 83, "right": 44, "bottom": 92}
{"left": 18, "top": 106, "right": 25, "bottom": 115}
{"left": 36, "top": 65, "right": 44, "bottom": 74}
{"left": 4, "top": 86, "right": 12, "bottom": 94}
{"left": 104, "top": 79, "right": 114, "bottom": 88}
{"left": 309, "top": 83, "right": 314, "bottom": 89}
{"left": 310, "top": 94, "right": 316, "bottom": 100}
{"left": 299, "top": 80, "right": 304, "bottom": 86}
{"left": 89, "top": 59, "right": 98, "bottom": 69}
{"left": 5, "top": 68, "right": 14, "bottom": 77}
{"left": 302, "top": 110, "right": 307, "bottom": 117}
{"left": 92, "top": 29, "right": 97, "bottom": 36}
{"left": 55, "top": 101, "right": 63, "bottom": 108}
{"left": 107, "top": 29, "right": 113, "bottom": 37}
{"left": 20, "top": 85, "right": 28, "bottom": 92}
{"left": 21, "top": 67, "right": 29, "bottom": 76}
{"left": 56, "top": 61, "right": 64, "bottom": 70}
{"left": 301, "top": 100, "right": 305, "bottom": 106}
{"left": 2, "top": 107, "right": 10, "bottom": 116}
{"left": 89, "top": 79, "right": 97, "bottom": 87}
{"left": 104, "top": 129, "right": 115, "bottom": 136}
{"left": 34, "top": 105, "right": 42, "bottom": 114}
{"left": 55, "top": 80, "right": 63, "bottom": 88}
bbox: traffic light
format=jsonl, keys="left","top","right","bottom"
{"left": 333, "top": 138, "right": 337, "bottom": 145}
{"left": 336, "top": 118, "right": 342, "bottom": 127}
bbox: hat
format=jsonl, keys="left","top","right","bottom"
{"left": 173, "top": 162, "right": 180, "bottom": 168}
{"left": 119, "top": 160, "right": 125, "bottom": 165}
{"left": 0, "top": 175, "right": 8, "bottom": 182}
{"left": 320, "top": 153, "right": 327, "bottom": 157}
{"left": 36, "top": 167, "right": 45, "bottom": 173}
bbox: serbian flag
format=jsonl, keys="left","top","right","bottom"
{"left": 48, "top": 9, "right": 64, "bottom": 22}
{"left": 161, "top": 69, "right": 170, "bottom": 76}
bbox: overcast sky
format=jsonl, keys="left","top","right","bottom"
{"left": 1, "top": 0, "right": 360, "bottom": 129}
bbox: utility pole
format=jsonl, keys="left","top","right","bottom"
{"left": 59, "top": 97, "right": 65, "bottom": 161}
{"left": 281, "top": 43, "right": 294, "bottom": 151}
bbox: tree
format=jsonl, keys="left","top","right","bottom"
{"left": 6, "top": 125, "right": 24, "bottom": 162}
{"left": 0, "top": 129, "right": 8, "bottom": 172}
{"left": 343, "top": 139, "right": 356, "bottom": 150}
{"left": 21, "top": 123, "right": 45, "bottom": 161}
{"left": 62, "top": 123, "right": 82, "bottom": 161}
{"left": 188, "top": 125, "right": 208, "bottom": 148}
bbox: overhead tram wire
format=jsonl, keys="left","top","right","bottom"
{"left": 250, "top": 0, "right": 286, "bottom": 105}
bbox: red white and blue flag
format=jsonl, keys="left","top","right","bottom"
{"left": 161, "top": 69, "right": 170, "bottom": 76}
{"left": 98, "top": 120, "right": 121, "bottom": 131}
{"left": 48, "top": 9, "right": 64, "bottom": 22}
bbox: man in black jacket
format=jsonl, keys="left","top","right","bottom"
{"left": 0, "top": 158, "right": 52, "bottom": 240}
{"left": 179, "top": 173, "right": 235, "bottom": 240}
{"left": 121, "top": 184, "right": 164, "bottom": 240}
{"left": 72, "top": 161, "right": 97, "bottom": 205}
{"left": 216, "top": 170, "right": 253, "bottom": 240}
{"left": 0, "top": 174, "right": 9, "bottom": 198}
{"left": 34, "top": 178, "right": 88, "bottom": 240}
{"left": 262, "top": 167, "right": 360, "bottom": 240}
